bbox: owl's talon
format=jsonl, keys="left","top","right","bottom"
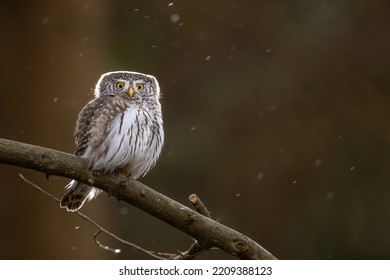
{"left": 115, "top": 167, "right": 131, "bottom": 178}
{"left": 91, "top": 170, "right": 101, "bottom": 177}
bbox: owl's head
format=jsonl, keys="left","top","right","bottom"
{"left": 94, "top": 71, "right": 160, "bottom": 100}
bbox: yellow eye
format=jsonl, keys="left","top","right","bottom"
{"left": 116, "top": 82, "right": 125, "bottom": 90}
{"left": 136, "top": 83, "right": 144, "bottom": 91}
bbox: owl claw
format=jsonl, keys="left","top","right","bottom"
{"left": 91, "top": 170, "right": 101, "bottom": 177}
{"left": 114, "top": 168, "right": 131, "bottom": 178}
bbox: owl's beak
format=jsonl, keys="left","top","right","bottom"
{"left": 128, "top": 87, "right": 134, "bottom": 97}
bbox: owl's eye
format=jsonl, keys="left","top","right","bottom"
{"left": 136, "top": 83, "right": 145, "bottom": 91}
{"left": 116, "top": 82, "right": 125, "bottom": 90}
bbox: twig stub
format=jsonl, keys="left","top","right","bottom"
{"left": 188, "top": 194, "right": 211, "bottom": 218}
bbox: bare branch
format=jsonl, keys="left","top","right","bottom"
{"left": 173, "top": 241, "right": 207, "bottom": 260}
{"left": 93, "top": 230, "right": 121, "bottom": 254}
{"left": 1, "top": 138, "right": 277, "bottom": 259}
{"left": 19, "top": 173, "right": 164, "bottom": 259}
{"left": 20, "top": 173, "right": 207, "bottom": 259}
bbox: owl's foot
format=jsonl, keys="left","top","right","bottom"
{"left": 115, "top": 168, "right": 131, "bottom": 178}
{"left": 91, "top": 170, "right": 102, "bottom": 177}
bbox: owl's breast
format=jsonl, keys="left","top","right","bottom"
{"left": 84, "top": 104, "right": 164, "bottom": 179}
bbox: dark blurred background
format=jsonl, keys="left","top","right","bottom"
{"left": 0, "top": 0, "right": 389, "bottom": 259}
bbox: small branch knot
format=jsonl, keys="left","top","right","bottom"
{"left": 234, "top": 239, "right": 249, "bottom": 253}
{"left": 185, "top": 212, "right": 197, "bottom": 224}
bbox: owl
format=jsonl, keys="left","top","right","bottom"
{"left": 60, "top": 71, "right": 164, "bottom": 211}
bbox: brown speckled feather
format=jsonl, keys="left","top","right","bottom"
{"left": 74, "top": 95, "right": 128, "bottom": 158}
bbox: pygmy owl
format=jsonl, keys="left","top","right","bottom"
{"left": 60, "top": 71, "right": 164, "bottom": 211}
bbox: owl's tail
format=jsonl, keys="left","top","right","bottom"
{"left": 60, "top": 180, "right": 101, "bottom": 212}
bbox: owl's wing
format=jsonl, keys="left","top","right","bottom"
{"left": 74, "top": 95, "right": 112, "bottom": 156}
{"left": 74, "top": 95, "right": 130, "bottom": 157}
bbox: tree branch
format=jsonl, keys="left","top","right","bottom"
{"left": 0, "top": 137, "right": 276, "bottom": 260}
{"left": 19, "top": 173, "right": 164, "bottom": 259}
